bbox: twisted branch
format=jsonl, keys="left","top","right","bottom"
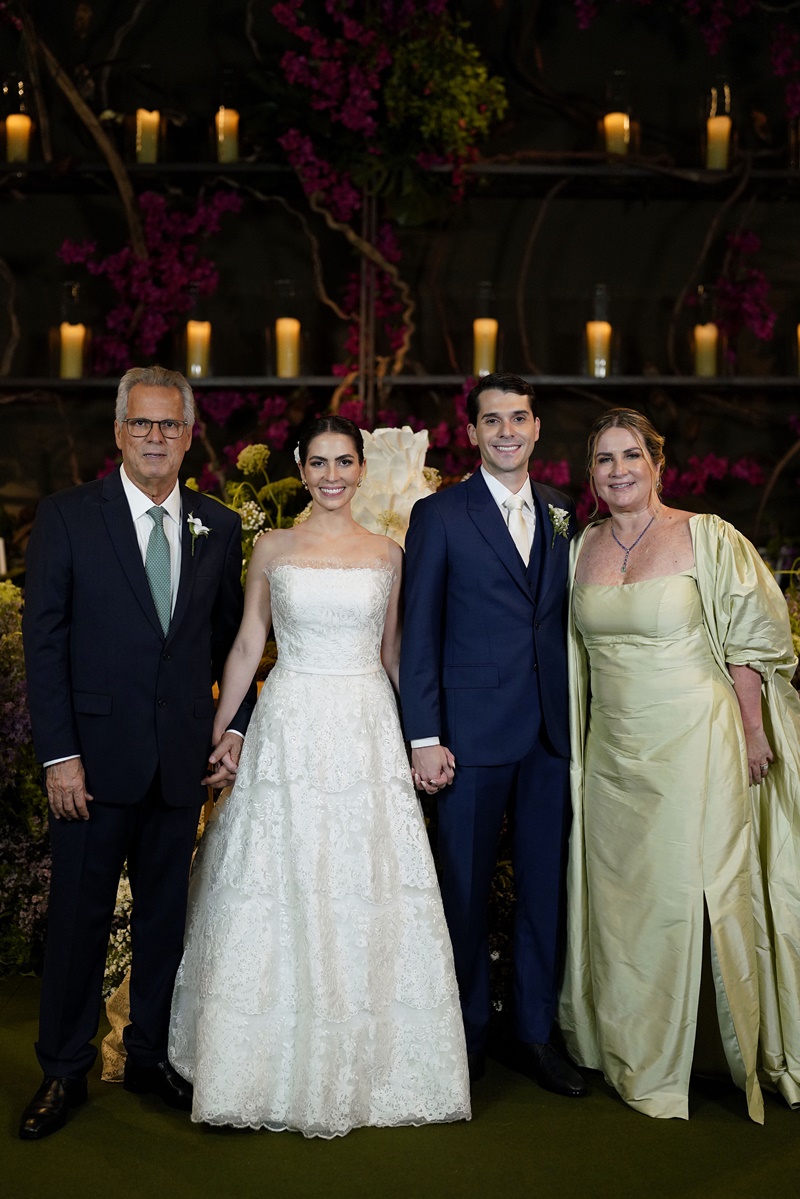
{"left": 54, "top": 397, "right": 82, "bottom": 487}
{"left": 0, "top": 257, "right": 21, "bottom": 376}
{"left": 30, "top": 31, "right": 146, "bottom": 258}
{"left": 665, "top": 161, "right": 752, "bottom": 373}
{"left": 98, "top": 0, "right": 158, "bottom": 111}
{"left": 516, "top": 178, "right": 569, "bottom": 373}
{"left": 17, "top": 7, "right": 53, "bottom": 163}
{"left": 754, "top": 437, "right": 800, "bottom": 541}
{"left": 308, "top": 193, "right": 416, "bottom": 377}
{"left": 220, "top": 178, "right": 354, "bottom": 321}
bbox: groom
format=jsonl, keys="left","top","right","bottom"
{"left": 400, "top": 372, "right": 584, "bottom": 1095}
{"left": 19, "top": 365, "right": 254, "bottom": 1139}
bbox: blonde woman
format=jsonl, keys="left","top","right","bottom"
{"left": 559, "top": 408, "right": 800, "bottom": 1123}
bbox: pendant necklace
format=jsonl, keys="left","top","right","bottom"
{"left": 610, "top": 513, "right": 657, "bottom": 573}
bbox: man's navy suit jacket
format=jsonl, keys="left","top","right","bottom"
{"left": 23, "top": 468, "right": 254, "bottom": 807}
{"left": 399, "top": 470, "right": 573, "bottom": 766}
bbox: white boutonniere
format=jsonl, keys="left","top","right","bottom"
{"left": 548, "top": 504, "right": 570, "bottom": 549}
{"left": 187, "top": 513, "right": 211, "bottom": 555}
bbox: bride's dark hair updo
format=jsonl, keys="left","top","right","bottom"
{"left": 296, "top": 415, "right": 365, "bottom": 466}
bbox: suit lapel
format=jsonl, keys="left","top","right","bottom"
{"left": 166, "top": 487, "right": 207, "bottom": 643}
{"left": 466, "top": 472, "right": 532, "bottom": 600}
{"left": 101, "top": 469, "right": 165, "bottom": 639}
{"left": 533, "top": 484, "right": 569, "bottom": 603}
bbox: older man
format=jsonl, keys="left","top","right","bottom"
{"left": 19, "top": 366, "right": 254, "bottom": 1139}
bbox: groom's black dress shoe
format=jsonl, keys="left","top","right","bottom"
{"left": 19, "top": 1075, "right": 88, "bottom": 1140}
{"left": 123, "top": 1059, "right": 193, "bottom": 1111}
{"left": 519, "top": 1042, "right": 588, "bottom": 1098}
{"left": 467, "top": 1052, "right": 486, "bottom": 1083}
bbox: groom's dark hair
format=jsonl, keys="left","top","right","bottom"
{"left": 466, "top": 373, "right": 537, "bottom": 427}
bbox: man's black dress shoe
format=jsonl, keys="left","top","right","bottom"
{"left": 123, "top": 1059, "right": 193, "bottom": 1111}
{"left": 519, "top": 1042, "right": 588, "bottom": 1097}
{"left": 19, "top": 1076, "right": 88, "bottom": 1140}
{"left": 467, "top": 1051, "right": 486, "bottom": 1083}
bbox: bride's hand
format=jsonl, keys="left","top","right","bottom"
{"left": 203, "top": 731, "right": 244, "bottom": 788}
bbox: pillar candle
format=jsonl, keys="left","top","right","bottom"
{"left": 0, "top": 537, "right": 6, "bottom": 576}
{"left": 186, "top": 320, "right": 211, "bottom": 378}
{"left": 705, "top": 115, "right": 731, "bottom": 170}
{"left": 586, "top": 320, "right": 612, "bottom": 378}
{"left": 473, "top": 318, "right": 498, "bottom": 377}
{"left": 136, "top": 108, "right": 160, "bottom": 164}
{"left": 215, "top": 107, "right": 240, "bottom": 163}
{"left": 693, "top": 322, "right": 719, "bottom": 376}
{"left": 275, "top": 317, "right": 301, "bottom": 377}
{"left": 6, "top": 113, "right": 32, "bottom": 163}
{"left": 603, "top": 112, "right": 630, "bottom": 155}
{"left": 59, "top": 322, "right": 87, "bottom": 378}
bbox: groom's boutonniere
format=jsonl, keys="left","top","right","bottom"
{"left": 187, "top": 513, "right": 211, "bottom": 555}
{"left": 548, "top": 505, "right": 570, "bottom": 549}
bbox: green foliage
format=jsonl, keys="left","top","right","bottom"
{"left": 384, "top": 22, "right": 507, "bottom": 161}
{"left": 0, "top": 582, "right": 50, "bottom": 976}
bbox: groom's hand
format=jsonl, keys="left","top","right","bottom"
{"left": 45, "top": 758, "right": 94, "bottom": 821}
{"left": 203, "top": 731, "right": 244, "bottom": 788}
{"left": 411, "top": 746, "right": 456, "bottom": 795}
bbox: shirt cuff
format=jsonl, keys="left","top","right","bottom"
{"left": 225, "top": 728, "right": 245, "bottom": 739}
{"left": 43, "top": 755, "right": 80, "bottom": 768}
{"left": 410, "top": 737, "right": 441, "bottom": 749}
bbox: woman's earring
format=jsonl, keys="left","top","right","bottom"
{"left": 301, "top": 478, "right": 308, "bottom": 491}
{"left": 357, "top": 476, "right": 363, "bottom": 488}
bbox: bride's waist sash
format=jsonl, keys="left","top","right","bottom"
{"left": 274, "top": 659, "right": 383, "bottom": 677}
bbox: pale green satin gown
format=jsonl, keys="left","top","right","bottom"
{"left": 559, "top": 513, "right": 800, "bottom": 1122}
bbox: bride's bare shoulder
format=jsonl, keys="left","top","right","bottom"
{"left": 249, "top": 527, "right": 295, "bottom": 568}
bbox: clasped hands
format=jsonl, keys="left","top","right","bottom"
{"left": 411, "top": 745, "right": 456, "bottom": 796}
{"left": 203, "top": 730, "right": 244, "bottom": 788}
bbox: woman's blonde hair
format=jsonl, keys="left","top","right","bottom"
{"left": 586, "top": 408, "right": 665, "bottom": 517}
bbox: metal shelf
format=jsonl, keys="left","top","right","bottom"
{"left": 1, "top": 375, "right": 797, "bottom": 391}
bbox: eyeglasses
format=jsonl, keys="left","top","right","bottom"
{"left": 121, "top": 418, "right": 188, "bottom": 439}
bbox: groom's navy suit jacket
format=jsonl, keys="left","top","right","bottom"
{"left": 400, "top": 470, "right": 573, "bottom": 765}
{"left": 23, "top": 468, "right": 254, "bottom": 806}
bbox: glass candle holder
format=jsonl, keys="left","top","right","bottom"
{"left": 57, "top": 281, "right": 89, "bottom": 378}
{"left": 603, "top": 70, "right": 633, "bottom": 156}
{"left": 275, "top": 317, "right": 301, "bottom": 377}
{"left": 214, "top": 105, "right": 240, "bottom": 163}
{"left": 704, "top": 79, "right": 732, "bottom": 171}
{"left": 585, "top": 284, "right": 613, "bottom": 378}
{"left": 3, "top": 74, "right": 32, "bottom": 164}
{"left": 186, "top": 319, "right": 212, "bottom": 378}
{"left": 135, "top": 108, "right": 161, "bottom": 163}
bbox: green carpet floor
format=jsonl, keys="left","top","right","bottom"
{"left": 3, "top": 976, "right": 800, "bottom": 1199}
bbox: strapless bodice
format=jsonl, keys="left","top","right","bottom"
{"left": 266, "top": 561, "right": 395, "bottom": 676}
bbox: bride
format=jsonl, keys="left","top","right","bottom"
{"left": 168, "top": 415, "right": 470, "bottom": 1136}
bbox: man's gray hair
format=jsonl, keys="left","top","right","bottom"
{"left": 115, "top": 366, "right": 195, "bottom": 426}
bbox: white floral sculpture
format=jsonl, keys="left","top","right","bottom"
{"left": 351, "top": 425, "right": 440, "bottom": 547}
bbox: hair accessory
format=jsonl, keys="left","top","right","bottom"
{"left": 293, "top": 445, "right": 301, "bottom": 465}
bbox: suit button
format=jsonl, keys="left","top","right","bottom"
{"left": 535, "top": 622, "right": 541, "bottom": 629}
{"left": 158, "top": 698, "right": 167, "bottom": 708}
{"left": 533, "top": 663, "right": 538, "bottom": 672}
{"left": 162, "top": 651, "right": 172, "bottom": 661}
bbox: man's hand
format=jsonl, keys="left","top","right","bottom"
{"left": 203, "top": 731, "right": 244, "bottom": 788}
{"left": 46, "top": 758, "right": 93, "bottom": 821}
{"left": 411, "top": 745, "right": 456, "bottom": 795}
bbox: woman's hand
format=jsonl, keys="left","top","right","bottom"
{"left": 744, "top": 725, "right": 774, "bottom": 786}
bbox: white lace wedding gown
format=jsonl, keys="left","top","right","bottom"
{"left": 168, "top": 560, "right": 470, "bottom": 1136}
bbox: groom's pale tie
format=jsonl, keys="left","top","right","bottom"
{"left": 503, "top": 494, "right": 530, "bottom": 565}
{"left": 145, "top": 506, "right": 171, "bottom": 635}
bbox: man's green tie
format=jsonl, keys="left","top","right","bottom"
{"left": 145, "top": 506, "right": 171, "bottom": 636}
